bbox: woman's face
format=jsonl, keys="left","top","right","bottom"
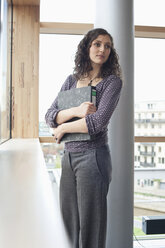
{"left": 89, "top": 34, "right": 111, "bottom": 66}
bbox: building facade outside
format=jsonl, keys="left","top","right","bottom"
{"left": 135, "top": 100, "right": 165, "bottom": 190}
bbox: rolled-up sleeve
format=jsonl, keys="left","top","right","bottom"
{"left": 45, "top": 98, "right": 60, "bottom": 128}
{"left": 45, "top": 75, "right": 72, "bottom": 128}
{"left": 85, "top": 76, "right": 122, "bottom": 135}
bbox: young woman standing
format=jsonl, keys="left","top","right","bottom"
{"left": 45, "top": 28, "right": 122, "bottom": 248}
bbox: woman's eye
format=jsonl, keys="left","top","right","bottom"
{"left": 105, "top": 44, "right": 111, "bottom": 49}
{"left": 94, "top": 42, "right": 100, "bottom": 47}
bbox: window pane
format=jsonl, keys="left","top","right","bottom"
{"left": 39, "top": 34, "right": 83, "bottom": 136}
{"left": 134, "top": 142, "right": 165, "bottom": 238}
{"left": 41, "top": 143, "right": 64, "bottom": 169}
{"left": 134, "top": 0, "right": 165, "bottom": 26}
{"left": 134, "top": 38, "right": 165, "bottom": 239}
{"left": 41, "top": 142, "right": 64, "bottom": 188}
{"left": 134, "top": 38, "right": 165, "bottom": 137}
{"left": 0, "top": 0, "right": 12, "bottom": 144}
{"left": 40, "top": 0, "right": 94, "bottom": 23}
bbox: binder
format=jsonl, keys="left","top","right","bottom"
{"left": 57, "top": 86, "right": 96, "bottom": 142}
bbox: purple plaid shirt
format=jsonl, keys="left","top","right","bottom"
{"left": 45, "top": 74, "right": 122, "bottom": 152}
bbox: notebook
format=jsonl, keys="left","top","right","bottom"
{"left": 57, "top": 86, "right": 96, "bottom": 142}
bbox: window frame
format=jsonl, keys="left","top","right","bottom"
{"left": 0, "top": 0, "right": 13, "bottom": 145}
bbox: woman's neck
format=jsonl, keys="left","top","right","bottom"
{"left": 88, "top": 64, "right": 101, "bottom": 80}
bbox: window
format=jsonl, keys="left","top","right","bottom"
{"left": 39, "top": 34, "right": 83, "bottom": 136}
{"left": 134, "top": 0, "right": 165, "bottom": 26}
{"left": 135, "top": 40, "right": 165, "bottom": 137}
{"left": 41, "top": 142, "right": 64, "bottom": 169}
{"left": 135, "top": 38, "right": 165, "bottom": 106}
{"left": 39, "top": 0, "right": 165, "bottom": 242}
{"left": 0, "top": 0, "right": 12, "bottom": 144}
{"left": 40, "top": 0, "right": 94, "bottom": 23}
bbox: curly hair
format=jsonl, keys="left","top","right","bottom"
{"left": 73, "top": 28, "right": 122, "bottom": 80}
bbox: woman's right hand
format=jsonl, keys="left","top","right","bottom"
{"left": 76, "top": 102, "right": 96, "bottom": 118}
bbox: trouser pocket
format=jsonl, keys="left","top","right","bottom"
{"left": 94, "top": 145, "right": 112, "bottom": 186}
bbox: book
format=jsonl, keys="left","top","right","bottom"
{"left": 57, "top": 86, "right": 96, "bottom": 142}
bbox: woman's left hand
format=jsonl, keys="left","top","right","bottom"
{"left": 53, "top": 124, "right": 65, "bottom": 144}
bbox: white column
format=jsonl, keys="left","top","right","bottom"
{"left": 95, "top": 0, "right": 134, "bottom": 248}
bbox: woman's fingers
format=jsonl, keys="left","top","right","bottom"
{"left": 87, "top": 105, "right": 96, "bottom": 114}
{"left": 52, "top": 126, "right": 65, "bottom": 144}
{"left": 78, "top": 102, "right": 96, "bottom": 117}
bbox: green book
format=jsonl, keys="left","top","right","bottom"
{"left": 57, "top": 86, "right": 96, "bottom": 142}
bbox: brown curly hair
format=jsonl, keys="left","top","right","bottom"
{"left": 73, "top": 28, "right": 122, "bottom": 80}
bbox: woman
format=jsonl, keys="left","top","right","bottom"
{"left": 45, "top": 28, "right": 122, "bottom": 248}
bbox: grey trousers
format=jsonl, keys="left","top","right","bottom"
{"left": 59, "top": 144, "right": 112, "bottom": 248}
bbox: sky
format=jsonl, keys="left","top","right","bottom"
{"left": 39, "top": 0, "right": 165, "bottom": 121}
{"left": 135, "top": 38, "right": 165, "bottom": 103}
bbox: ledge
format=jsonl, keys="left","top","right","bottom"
{"left": 0, "top": 139, "right": 70, "bottom": 248}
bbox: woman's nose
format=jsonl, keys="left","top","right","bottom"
{"left": 99, "top": 45, "right": 105, "bottom": 52}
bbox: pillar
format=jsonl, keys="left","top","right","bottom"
{"left": 12, "top": 5, "right": 39, "bottom": 138}
{"left": 95, "top": 0, "right": 134, "bottom": 247}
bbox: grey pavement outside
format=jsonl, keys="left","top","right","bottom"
{"left": 134, "top": 186, "right": 165, "bottom": 215}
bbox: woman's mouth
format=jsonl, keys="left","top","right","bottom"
{"left": 97, "top": 55, "right": 105, "bottom": 59}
